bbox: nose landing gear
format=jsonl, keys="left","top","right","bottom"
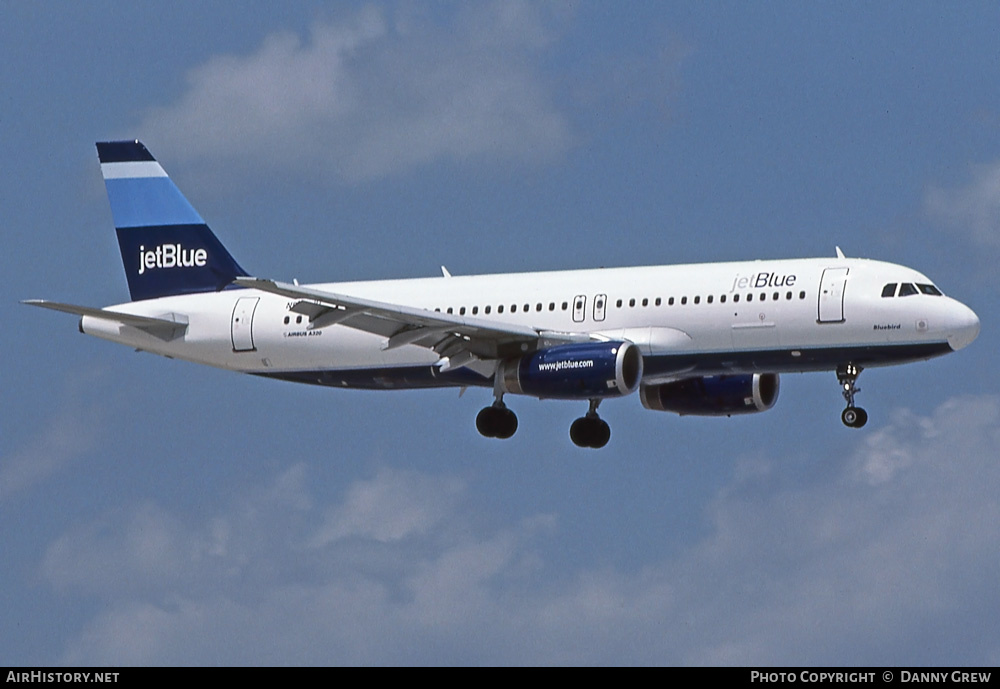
{"left": 837, "top": 364, "right": 868, "bottom": 428}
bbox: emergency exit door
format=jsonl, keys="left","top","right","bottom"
{"left": 572, "top": 295, "right": 587, "bottom": 323}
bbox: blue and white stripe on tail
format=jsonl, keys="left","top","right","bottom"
{"left": 97, "top": 140, "right": 247, "bottom": 301}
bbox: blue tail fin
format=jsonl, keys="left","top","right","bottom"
{"left": 97, "top": 140, "right": 248, "bottom": 301}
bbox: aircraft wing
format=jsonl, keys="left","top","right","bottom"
{"left": 22, "top": 300, "right": 188, "bottom": 341}
{"left": 234, "top": 277, "right": 591, "bottom": 372}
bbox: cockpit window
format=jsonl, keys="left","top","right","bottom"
{"left": 881, "top": 283, "right": 897, "bottom": 298}
{"left": 918, "top": 283, "right": 943, "bottom": 296}
{"left": 898, "top": 283, "right": 918, "bottom": 297}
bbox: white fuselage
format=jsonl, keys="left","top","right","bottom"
{"left": 79, "top": 256, "right": 980, "bottom": 392}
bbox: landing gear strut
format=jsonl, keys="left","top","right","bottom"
{"left": 837, "top": 364, "right": 868, "bottom": 429}
{"left": 477, "top": 377, "right": 518, "bottom": 439}
{"left": 570, "top": 399, "right": 611, "bottom": 449}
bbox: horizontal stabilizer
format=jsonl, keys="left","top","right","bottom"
{"left": 22, "top": 300, "right": 188, "bottom": 341}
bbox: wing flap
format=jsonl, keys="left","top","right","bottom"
{"left": 383, "top": 326, "right": 450, "bottom": 351}
{"left": 238, "top": 277, "right": 538, "bottom": 335}
{"left": 235, "top": 277, "right": 552, "bottom": 361}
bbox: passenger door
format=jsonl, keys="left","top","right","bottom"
{"left": 231, "top": 296, "right": 259, "bottom": 351}
{"left": 818, "top": 268, "right": 849, "bottom": 323}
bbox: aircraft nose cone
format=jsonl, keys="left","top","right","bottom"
{"left": 947, "top": 301, "right": 980, "bottom": 351}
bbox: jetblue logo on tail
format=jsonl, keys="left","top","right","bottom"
{"left": 98, "top": 141, "right": 249, "bottom": 301}
{"left": 137, "top": 244, "right": 208, "bottom": 275}
{"left": 117, "top": 224, "right": 247, "bottom": 300}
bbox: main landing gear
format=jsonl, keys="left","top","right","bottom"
{"left": 837, "top": 363, "right": 868, "bottom": 429}
{"left": 475, "top": 394, "right": 612, "bottom": 448}
{"left": 570, "top": 399, "right": 611, "bottom": 449}
{"left": 476, "top": 400, "right": 518, "bottom": 439}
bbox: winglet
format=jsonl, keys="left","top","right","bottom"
{"left": 835, "top": 246, "right": 846, "bottom": 259}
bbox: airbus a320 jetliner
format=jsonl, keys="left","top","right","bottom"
{"left": 26, "top": 141, "right": 980, "bottom": 448}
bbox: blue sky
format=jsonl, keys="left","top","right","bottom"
{"left": 2, "top": 1, "right": 999, "bottom": 665}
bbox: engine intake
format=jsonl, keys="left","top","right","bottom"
{"left": 498, "top": 341, "right": 642, "bottom": 400}
{"left": 640, "top": 373, "right": 779, "bottom": 416}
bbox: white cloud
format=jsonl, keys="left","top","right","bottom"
{"left": 669, "top": 395, "right": 1000, "bottom": 665}
{"left": 925, "top": 161, "right": 1000, "bottom": 249}
{"left": 308, "top": 468, "right": 464, "bottom": 546}
{"left": 138, "top": 3, "right": 574, "bottom": 182}
{"left": 47, "top": 397, "right": 1000, "bottom": 665}
{"left": 0, "top": 404, "right": 100, "bottom": 502}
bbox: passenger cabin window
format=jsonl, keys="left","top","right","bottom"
{"left": 898, "top": 283, "right": 918, "bottom": 297}
{"left": 882, "top": 283, "right": 897, "bottom": 298}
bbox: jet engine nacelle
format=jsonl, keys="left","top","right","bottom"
{"left": 498, "top": 341, "right": 643, "bottom": 400}
{"left": 639, "top": 373, "right": 779, "bottom": 416}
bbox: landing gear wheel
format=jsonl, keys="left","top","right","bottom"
{"left": 570, "top": 400, "right": 611, "bottom": 448}
{"left": 836, "top": 364, "right": 868, "bottom": 429}
{"left": 477, "top": 404, "right": 518, "bottom": 439}
{"left": 841, "top": 406, "right": 868, "bottom": 428}
{"left": 495, "top": 407, "right": 518, "bottom": 438}
{"left": 591, "top": 418, "right": 611, "bottom": 448}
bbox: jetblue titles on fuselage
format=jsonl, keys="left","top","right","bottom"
{"left": 729, "top": 271, "right": 797, "bottom": 293}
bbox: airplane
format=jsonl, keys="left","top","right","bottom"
{"left": 25, "top": 141, "right": 980, "bottom": 448}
